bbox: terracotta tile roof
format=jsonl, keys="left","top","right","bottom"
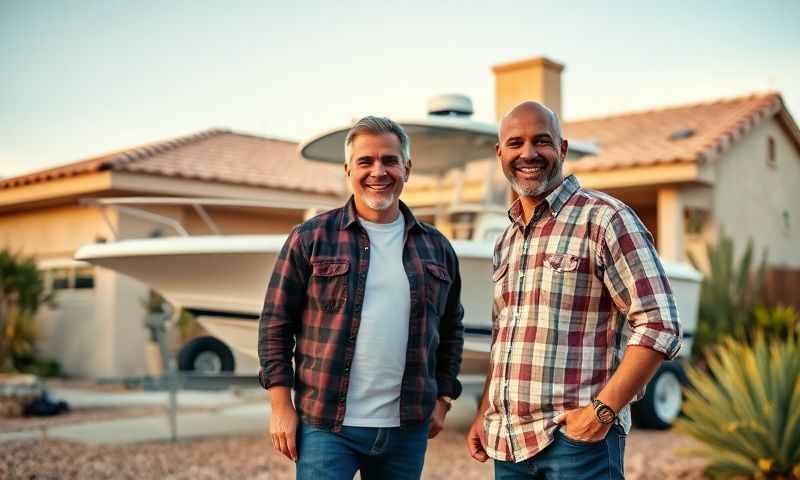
{"left": 562, "top": 92, "right": 791, "bottom": 173}
{"left": 407, "top": 92, "right": 798, "bottom": 193}
{"left": 5, "top": 92, "right": 795, "bottom": 194}
{"left": 0, "top": 129, "right": 344, "bottom": 195}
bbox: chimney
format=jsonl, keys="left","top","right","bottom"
{"left": 491, "top": 56, "right": 564, "bottom": 121}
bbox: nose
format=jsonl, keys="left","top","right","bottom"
{"left": 369, "top": 161, "right": 387, "bottom": 176}
{"left": 519, "top": 141, "right": 537, "bottom": 160}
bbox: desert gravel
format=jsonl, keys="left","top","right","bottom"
{"left": 2, "top": 423, "right": 706, "bottom": 479}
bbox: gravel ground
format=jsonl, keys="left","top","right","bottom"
{"left": 2, "top": 422, "right": 707, "bottom": 479}
{"left": 3, "top": 380, "right": 707, "bottom": 479}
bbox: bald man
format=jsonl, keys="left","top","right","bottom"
{"left": 465, "top": 102, "right": 682, "bottom": 479}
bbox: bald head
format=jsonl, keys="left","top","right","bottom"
{"left": 499, "top": 101, "right": 562, "bottom": 144}
{"left": 495, "top": 100, "right": 569, "bottom": 202}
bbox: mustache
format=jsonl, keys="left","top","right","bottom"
{"left": 512, "top": 155, "right": 548, "bottom": 168}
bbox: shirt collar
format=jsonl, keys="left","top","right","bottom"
{"left": 507, "top": 174, "right": 581, "bottom": 227}
{"left": 340, "top": 195, "right": 426, "bottom": 235}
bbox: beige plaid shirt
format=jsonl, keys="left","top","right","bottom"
{"left": 484, "top": 175, "right": 682, "bottom": 462}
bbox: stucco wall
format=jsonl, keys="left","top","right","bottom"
{"left": 37, "top": 290, "right": 97, "bottom": 375}
{"left": 0, "top": 204, "right": 114, "bottom": 260}
{"left": 703, "top": 118, "right": 800, "bottom": 268}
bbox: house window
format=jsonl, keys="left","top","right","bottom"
{"left": 767, "top": 136, "right": 776, "bottom": 168}
{"left": 74, "top": 267, "right": 95, "bottom": 289}
{"left": 51, "top": 269, "right": 71, "bottom": 290}
{"left": 44, "top": 265, "right": 95, "bottom": 291}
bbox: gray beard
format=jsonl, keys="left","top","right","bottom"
{"left": 364, "top": 193, "right": 396, "bottom": 210}
{"left": 510, "top": 177, "right": 552, "bottom": 198}
{"left": 509, "top": 157, "right": 563, "bottom": 198}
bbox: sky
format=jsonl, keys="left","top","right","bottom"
{"left": 1, "top": 1, "right": 799, "bottom": 178}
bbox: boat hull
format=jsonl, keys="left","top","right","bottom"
{"left": 76, "top": 236, "right": 699, "bottom": 375}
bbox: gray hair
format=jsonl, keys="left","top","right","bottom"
{"left": 344, "top": 116, "right": 411, "bottom": 165}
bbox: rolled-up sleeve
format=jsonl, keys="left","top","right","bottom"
{"left": 600, "top": 208, "right": 682, "bottom": 359}
{"left": 258, "top": 226, "right": 309, "bottom": 389}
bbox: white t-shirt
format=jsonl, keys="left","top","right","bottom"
{"left": 343, "top": 214, "right": 411, "bottom": 427}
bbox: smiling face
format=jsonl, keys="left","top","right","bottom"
{"left": 344, "top": 132, "right": 411, "bottom": 223}
{"left": 497, "top": 102, "right": 568, "bottom": 202}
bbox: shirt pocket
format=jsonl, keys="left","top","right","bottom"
{"left": 310, "top": 258, "right": 350, "bottom": 313}
{"left": 424, "top": 261, "right": 451, "bottom": 316}
{"left": 541, "top": 253, "right": 590, "bottom": 306}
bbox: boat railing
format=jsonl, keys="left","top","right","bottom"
{"left": 80, "top": 197, "right": 323, "bottom": 240}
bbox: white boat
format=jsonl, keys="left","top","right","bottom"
{"left": 75, "top": 228, "right": 698, "bottom": 367}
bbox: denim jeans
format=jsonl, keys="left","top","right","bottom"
{"left": 494, "top": 424, "right": 626, "bottom": 480}
{"left": 296, "top": 422, "right": 430, "bottom": 480}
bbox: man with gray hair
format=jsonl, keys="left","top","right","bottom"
{"left": 259, "top": 116, "right": 464, "bottom": 479}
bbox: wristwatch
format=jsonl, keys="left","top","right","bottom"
{"left": 592, "top": 399, "right": 616, "bottom": 424}
{"left": 438, "top": 396, "right": 453, "bottom": 412}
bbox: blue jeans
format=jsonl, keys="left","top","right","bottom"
{"left": 494, "top": 425, "right": 626, "bottom": 480}
{"left": 296, "top": 422, "right": 430, "bottom": 480}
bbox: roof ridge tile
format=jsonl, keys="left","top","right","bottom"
{"left": 565, "top": 91, "right": 779, "bottom": 125}
{"left": 107, "top": 128, "right": 230, "bottom": 167}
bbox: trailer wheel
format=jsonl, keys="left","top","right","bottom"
{"left": 177, "top": 336, "right": 235, "bottom": 373}
{"left": 631, "top": 361, "right": 686, "bottom": 429}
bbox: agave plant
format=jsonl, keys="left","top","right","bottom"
{"left": 755, "top": 305, "right": 800, "bottom": 340}
{"left": 677, "top": 333, "right": 800, "bottom": 479}
{"left": 689, "top": 230, "right": 767, "bottom": 357}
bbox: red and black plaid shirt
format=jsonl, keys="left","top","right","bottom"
{"left": 258, "top": 197, "right": 464, "bottom": 431}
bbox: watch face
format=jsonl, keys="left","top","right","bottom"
{"left": 596, "top": 406, "right": 615, "bottom": 424}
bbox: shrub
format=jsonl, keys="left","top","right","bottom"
{"left": 755, "top": 305, "right": 800, "bottom": 340}
{"left": 142, "top": 290, "right": 200, "bottom": 344}
{"left": 2, "top": 307, "right": 37, "bottom": 370}
{"left": 0, "top": 250, "right": 55, "bottom": 373}
{"left": 677, "top": 333, "right": 800, "bottom": 479}
{"left": 689, "top": 231, "right": 767, "bottom": 358}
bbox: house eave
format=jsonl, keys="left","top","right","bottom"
{"left": 567, "top": 162, "right": 709, "bottom": 191}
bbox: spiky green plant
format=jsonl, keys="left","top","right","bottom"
{"left": 677, "top": 333, "right": 800, "bottom": 479}
{"left": 755, "top": 305, "right": 800, "bottom": 340}
{"left": 689, "top": 230, "right": 767, "bottom": 357}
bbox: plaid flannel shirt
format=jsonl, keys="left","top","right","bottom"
{"left": 485, "top": 175, "right": 682, "bottom": 462}
{"left": 258, "top": 197, "right": 464, "bottom": 431}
